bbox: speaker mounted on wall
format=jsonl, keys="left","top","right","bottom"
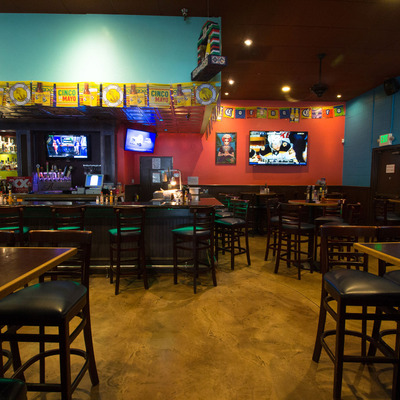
{"left": 384, "top": 78, "right": 400, "bottom": 96}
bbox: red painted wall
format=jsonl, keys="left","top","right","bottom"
{"left": 116, "top": 100, "right": 345, "bottom": 186}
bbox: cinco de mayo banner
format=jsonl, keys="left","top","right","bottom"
{"left": 33, "top": 81, "right": 53, "bottom": 107}
{"left": 55, "top": 83, "right": 78, "bottom": 107}
{"left": 79, "top": 82, "right": 100, "bottom": 107}
{"left": 126, "top": 83, "right": 147, "bottom": 107}
{"left": 102, "top": 83, "right": 124, "bottom": 108}
{"left": 0, "top": 81, "right": 219, "bottom": 108}
{"left": 148, "top": 84, "right": 171, "bottom": 108}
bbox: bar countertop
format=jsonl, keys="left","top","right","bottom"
{"left": 16, "top": 196, "right": 223, "bottom": 208}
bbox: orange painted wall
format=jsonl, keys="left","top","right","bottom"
{"left": 116, "top": 100, "right": 345, "bottom": 186}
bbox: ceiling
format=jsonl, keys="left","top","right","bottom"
{"left": 1, "top": 0, "right": 400, "bottom": 130}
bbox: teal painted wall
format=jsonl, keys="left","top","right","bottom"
{"left": 0, "top": 14, "right": 215, "bottom": 83}
{"left": 343, "top": 78, "right": 400, "bottom": 186}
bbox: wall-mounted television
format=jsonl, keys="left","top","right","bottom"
{"left": 46, "top": 133, "right": 89, "bottom": 159}
{"left": 249, "top": 130, "right": 308, "bottom": 165}
{"left": 124, "top": 128, "right": 156, "bottom": 153}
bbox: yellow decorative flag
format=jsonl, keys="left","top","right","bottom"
{"left": 55, "top": 83, "right": 78, "bottom": 107}
{"left": 148, "top": 84, "right": 171, "bottom": 108}
{"left": 195, "top": 82, "right": 218, "bottom": 106}
{"left": 289, "top": 108, "right": 300, "bottom": 122}
{"left": 8, "top": 81, "right": 33, "bottom": 106}
{"left": 102, "top": 83, "right": 124, "bottom": 108}
{"left": 79, "top": 82, "right": 100, "bottom": 107}
{"left": 223, "top": 107, "right": 234, "bottom": 118}
{"left": 300, "top": 108, "right": 312, "bottom": 119}
{"left": 268, "top": 108, "right": 279, "bottom": 119}
{"left": 0, "top": 82, "right": 6, "bottom": 106}
{"left": 33, "top": 81, "right": 53, "bottom": 107}
{"left": 126, "top": 83, "right": 147, "bottom": 107}
{"left": 172, "top": 83, "right": 193, "bottom": 107}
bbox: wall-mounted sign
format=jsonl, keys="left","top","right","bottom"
{"left": 378, "top": 133, "right": 395, "bottom": 146}
{"left": 386, "top": 164, "right": 395, "bottom": 173}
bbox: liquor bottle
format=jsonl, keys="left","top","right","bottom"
{"left": 100, "top": 191, "right": 104, "bottom": 205}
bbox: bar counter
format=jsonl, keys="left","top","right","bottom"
{"left": 19, "top": 196, "right": 222, "bottom": 265}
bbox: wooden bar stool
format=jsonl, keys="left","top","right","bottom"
{"left": 274, "top": 203, "right": 315, "bottom": 279}
{"left": 51, "top": 205, "right": 86, "bottom": 230}
{"left": 0, "top": 230, "right": 99, "bottom": 400}
{"left": 172, "top": 206, "right": 216, "bottom": 293}
{"left": 312, "top": 225, "right": 400, "bottom": 400}
{"left": 264, "top": 197, "right": 280, "bottom": 261}
{"left": 109, "top": 206, "right": 148, "bottom": 294}
{"left": 0, "top": 378, "right": 27, "bottom": 400}
{"left": 215, "top": 199, "right": 251, "bottom": 270}
{"left": 0, "top": 206, "right": 29, "bottom": 246}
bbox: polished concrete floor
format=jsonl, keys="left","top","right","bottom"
{"left": 7, "top": 234, "right": 398, "bottom": 399}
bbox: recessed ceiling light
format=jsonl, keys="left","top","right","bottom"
{"left": 224, "top": 92, "right": 229, "bottom": 96}
{"left": 228, "top": 79, "right": 235, "bottom": 85}
{"left": 281, "top": 86, "right": 291, "bottom": 93}
{"left": 244, "top": 39, "right": 253, "bottom": 46}
{"left": 337, "top": 94, "right": 342, "bottom": 98}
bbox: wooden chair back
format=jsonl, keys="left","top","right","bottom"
{"left": 51, "top": 205, "right": 86, "bottom": 230}
{"left": 28, "top": 229, "right": 92, "bottom": 288}
{"left": 320, "top": 225, "right": 377, "bottom": 275}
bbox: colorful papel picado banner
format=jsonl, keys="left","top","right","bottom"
{"left": 219, "top": 105, "right": 345, "bottom": 121}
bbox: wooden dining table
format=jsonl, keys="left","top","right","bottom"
{"left": 354, "top": 242, "right": 400, "bottom": 276}
{"left": 0, "top": 247, "right": 77, "bottom": 299}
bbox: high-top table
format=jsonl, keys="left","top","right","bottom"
{"left": 0, "top": 247, "right": 77, "bottom": 299}
{"left": 354, "top": 242, "right": 400, "bottom": 276}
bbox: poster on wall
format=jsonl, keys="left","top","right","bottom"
{"left": 216, "top": 132, "right": 236, "bottom": 165}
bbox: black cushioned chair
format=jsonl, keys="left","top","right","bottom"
{"left": 0, "top": 378, "right": 27, "bottom": 400}
{"left": 215, "top": 199, "right": 251, "bottom": 270}
{"left": 374, "top": 198, "right": 400, "bottom": 226}
{"left": 0, "top": 229, "right": 99, "bottom": 400}
{"left": 109, "top": 206, "right": 148, "bottom": 294}
{"left": 312, "top": 225, "right": 400, "bottom": 400}
{"left": 274, "top": 203, "right": 315, "bottom": 279}
{"left": 51, "top": 205, "right": 86, "bottom": 230}
{"left": 172, "top": 206, "right": 216, "bottom": 293}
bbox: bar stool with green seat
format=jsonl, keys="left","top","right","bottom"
{"left": 51, "top": 205, "right": 86, "bottom": 230}
{"left": 172, "top": 206, "right": 216, "bottom": 294}
{"left": 0, "top": 378, "right": 27, "bottom": 400}
{"left": 0, "top": 229, "right": 99, "bottom": 400}
{"left": 109, "top": 206, "right": 148, "bottom": 295}
{"left": 0, "top": 206, "right": 29, "bottom": 246}
{"left": 215, "top": 199, "right": 251, "bottom": 270}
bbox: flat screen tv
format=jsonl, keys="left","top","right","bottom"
{"left": 46, "top": 133, "right": 89, "bottom": 159}
{"left": 124, "top": 128, "right": 156, "bottom": 153}
{"left": 249, "top": 130, "right": 308, "bottom": 165}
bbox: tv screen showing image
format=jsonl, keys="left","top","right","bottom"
{"left": 249, "top": 130, "right": 308, "bottom": 166}
{"left": 85, "top": 174, "right": 104, "bottom": 188}
{"left": 46, "top": 133, "right": 89, "bottom": 159}
{"left": 124, "top": 129, "right": 156, "bottom": 153}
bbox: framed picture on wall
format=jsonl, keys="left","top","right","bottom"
{"left": 216, "top": 132, "right": 237, "bottom": 165}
